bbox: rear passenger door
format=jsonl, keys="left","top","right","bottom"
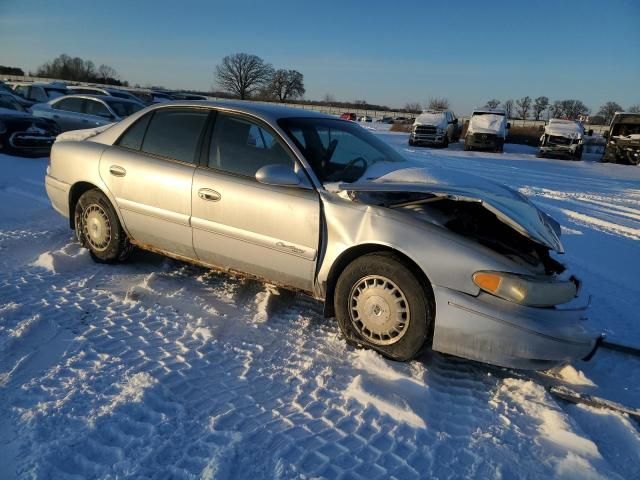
{"left": 100, "top": 107, "right": 210, "bottom": 258}
{"left": 191, "top": 112, "right": 320, "bottom": 291}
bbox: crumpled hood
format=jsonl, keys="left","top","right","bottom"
{"left": 469, "top": 114, "right": 506, "bottom": 135}
{"left": 545, "top": 120, "right": 583, "bottom": 140}
{"left": 414, "top": 112, "right": 447, "bottom": 129}
{"left": 339, "top": 163, "right": 564, "bottom": 252}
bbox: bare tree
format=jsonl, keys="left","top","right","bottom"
{"left": 628, "top": 104, "right": 640, "bottom": 113}
{"left": 597, "top": 101, "right": 623, "bottom": 124}
{"left": 267, "top": 69, "right": 305, "bottom": 102}
{"left": 559, "top": 99, "right": 589, "bottom": 120}
{"left": 532, "top": 96, "right": 549, "bottom": 121}
{"left": 485, "top": 99, "right": 500, "bottom": 109}
{"left": 503, "top": 99, "right": 514, "bottom": 119}
{"left": 427, "top": 97, "right": 450, "bottom": 110}
{"left": 404, "top": 102, "right": 422, "bottom": 113}
{"left": 550, "top": 100, "right": 563, "bottom": 118}
{"left": 97, "top": 64, "right": 118, "bottom": 82}
{"left": 215, "top": 53, "right": 274, "bottom": 100}
{"left": 516, "top": 96, "right": 532, "bottom": 119}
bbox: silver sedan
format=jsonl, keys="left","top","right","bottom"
{"left": 32, "top": 94, "right": 144, "bottom": 132}
{"left": 44, "top": 101, "right": 601, "bottom": 370}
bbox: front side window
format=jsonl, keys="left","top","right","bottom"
{"left": 208, "top": 114, "right": 294, "bottom": 178}
{"left": 278, "top": 117, "right": 405, "bottom": 183}
{"left": 54, "top": 97, "right": 84, "bottom": 113}
{"left": 85, "top": 100, "right": 112, "bottom": 118}
{"left": 141, "top": 108, "right": 208, "bottom": 163}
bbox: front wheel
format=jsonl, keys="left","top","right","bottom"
{"left": 334, "top": 253, "right": 433, "bottom": 361}
{"left": 75, "top": 189, "right": 132, "bottom": 263}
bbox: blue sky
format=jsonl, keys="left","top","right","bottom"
{"left": 1, "top": 0, "right": 638, "bottom": 114}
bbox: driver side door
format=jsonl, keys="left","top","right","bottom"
{"left": 191, "top": 112, "right": 320, "bottom": 291}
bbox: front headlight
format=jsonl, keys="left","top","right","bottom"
{"left": 472, "top": 271, "right": 577, "bottom": 307}
{"left": 437, "top": 127, "right": 444, "bottom": 134}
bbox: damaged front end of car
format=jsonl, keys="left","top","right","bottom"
{"left": 333, "top": 167, "right": 601, "bottom": 369}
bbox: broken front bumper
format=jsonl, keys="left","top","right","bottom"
{"left": 431, "top": 285, "right": 600, "bottom": 370}
{"left": 539, "top": 144, "right": 579, "bottom": 158}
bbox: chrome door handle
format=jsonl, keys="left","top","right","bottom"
{"left": 109, "top": 165, "right": 126, "bottom": 177}
{"left": 198, "top": 188, "right": 221, "bottom": 201}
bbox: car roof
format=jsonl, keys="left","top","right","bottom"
{"left": 473, "top": 108, "right": 506, "bottom": 114}
{"left": 143, "top": 99, "right": 331, "bottom": 122}
{"left": 56, "top": 94, "right": 140, "bottom": 104}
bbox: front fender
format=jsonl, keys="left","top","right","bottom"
{"left": 316, "top": 191, "right": 531, "bottom": 299}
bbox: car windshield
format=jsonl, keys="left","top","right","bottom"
{"left": 105, "top": 99, "right": 143, "bottom": 117}
{"left": 278, "top": 117, "right": 405, "bottom": 183}
{"left": 0, "top": 94, "right": 25, "bottom": 112}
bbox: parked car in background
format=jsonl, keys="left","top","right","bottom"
{"left": 409, "top": 110, "right": 461, "bottom": 147}
{"left": 537, "top": 119, "right": 590, "bottom": 161}
{"left": 358, "top": 115, "right": 373, "bottom": 123}
{"left": 67, "top": 86, "right": 144, "bottom": 103}
{"left": 171, "top": 93, "right": 208, "bottom": 100}
{"left": 340, "top": 112, "right": 357, "bottom": 121}
{"left": 464, "top": 108, "right": 510, "bottom": 152}
{"left": 32, "top": 95, "right": 143, "bottom": 132}
{"left": 0, "top": 87, "right": 36, "bottom": 110}
{"left": 602, "top": 112, "right": 640, "bottom": 165}
{"left": 0, "top": 99, "right": 59, "bottom": 157}
{"left": 377, "top": 116, "right": 394, "bottom": 124}
{"left": 392, "top": 116, "right": 413, "bottom": 124}
{"left": 127, "top": 89, "right": 174, "bottom": 105}
{"left": 10, "top": 82, "right": 69, "bottom": 103}
{"left": 44, "top": 101, "right": 599, "bottom": 370}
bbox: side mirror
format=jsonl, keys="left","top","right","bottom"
{"left": 507, "top": 122, "right": 511, "bottom": 129}
{"left": 587, "top": 129, "right": 594, "bottom": 136}
{"left": 256, "top": 164, "right": 301, "bottom": 187}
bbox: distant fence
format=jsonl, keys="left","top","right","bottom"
{"left": 1, "top": 74, "right": 610, "bottom": 133}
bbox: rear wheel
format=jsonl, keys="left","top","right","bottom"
{"left": 334, "top": 253, "right": 433, "bottom": 361}
{"left": 75, "top": 189, "right": 132, "bottom": 263}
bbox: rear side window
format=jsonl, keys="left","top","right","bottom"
{"left": 117, "top": 113, "right": 152, "bottom": 150}
{"left": 141, "top": 109, "right": 209, "bottom": 163}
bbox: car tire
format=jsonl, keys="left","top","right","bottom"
{"left": 334, "top": 252, "right": 433, "bottom": 361}
{"left": 75, "top": 189, "right": 132, "bottom": 264}
{"left": 442, "top": 136, "right": 449, "bottom": 148}
{"left": 408, "top": 139, "right": 415, "bottom": 146}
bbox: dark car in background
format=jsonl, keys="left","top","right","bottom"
{"left": 10, "top": 82, "right": 69, "bottom": 103}
{"left": 602, "top": 112, "right": 640, "bottom": 165}
{"left": 0, "top": 94, "right": 59, "bottom": 157}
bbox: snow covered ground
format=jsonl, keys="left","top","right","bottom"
{"left": 1, "top": 134, "right": 639, "bottom": 479}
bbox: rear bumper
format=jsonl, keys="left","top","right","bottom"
{"left": 1, "top": 132, "right": 56, "bottom": 157}
{"left": 431, "top": 285, "right": 600, "bottom": 370}
{"left": 45, "top": 174, "right": 70, "bottom": 218}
